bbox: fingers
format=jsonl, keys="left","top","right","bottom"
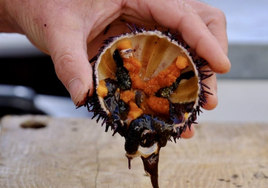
{"left": 204, "top": 8, "right": 229, "bottom": 56}
{"left": 181, "top": 125, "right": 195, "bottom": 139}
{"left": 180, "top": 0, "right": 228, "bottom": 55}
{"left": 176, "top": 9, "right": 230, "bottom": 74}
{"left": 202, "top": 69, "right": 218, "bottom": 110}
{"left": 47, "top": 29, "right": 93, "bottom": 106}
{"left": 140, "top": 0, "right": 231, "bottom": 74}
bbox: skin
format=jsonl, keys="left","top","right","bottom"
{"left": 0, "top": 0, "right": 231, "bottom": 139}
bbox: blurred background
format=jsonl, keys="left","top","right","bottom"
{"left": 0, "top": 0, "right": 267, "bottom": 122}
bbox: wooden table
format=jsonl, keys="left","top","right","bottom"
{"left": 0, "top": 115, "right": 268, "bottom": 188}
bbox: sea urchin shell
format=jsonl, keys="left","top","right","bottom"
{"left": 85, "top": 25, "right": 212, "bottom": 188}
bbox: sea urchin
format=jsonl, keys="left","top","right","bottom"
{"left": 84, "top": 25, "right": 212, "bottom": 188}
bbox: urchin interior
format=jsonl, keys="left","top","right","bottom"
{"left": 95, "top": 31, "right": 200, "bottom": 117}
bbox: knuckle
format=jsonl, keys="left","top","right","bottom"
{"left": 53, "top": 50, "right": 76, "bottom": 84}
{"left": 211, "top": 7, "right": 227, "bottom": 25}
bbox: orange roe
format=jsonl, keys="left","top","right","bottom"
{"left": 110, "top": 39, "right": 190, "bottom": 122}
{"left": 154, "top": 63, "right": 180, "bottom": 88}
{"left": 117, "top": 39, "right": 132, "bottom": 50}
{"left": 146, "top": 96, "right": 170, "bottom": 115}
{"left": 148, "top": 56, "right": 189, "bottom": 90}
{"left": 175, "top": 56, "right": 189, "bottom": 69}
{"left": 144, "top": 78, "right": 161, "bottom": 95}
{"left": 97, "top": 80, "right": 108, "bottom": 98}
{"left": 123, "top": 57, "right": 142, "bottom": 74}
{"left": 131, "top": 74, "right": 146, "bottom": 90}
{"left": 120, "top": 90, "right": 135, "bottom": 103}
{"left": 123, "top": 55, "right": 188, "bottom": 96}
{"left": 128, "top": 101, "right": 143, "bottom": 121}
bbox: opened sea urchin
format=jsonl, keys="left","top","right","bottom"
{"left": 85, "top": 25, "right": 212, "bottom": 188}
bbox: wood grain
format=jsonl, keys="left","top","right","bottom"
{"left": 0, "top": 115, "right": 268, "bottom": 188}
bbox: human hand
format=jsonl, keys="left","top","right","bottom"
{"left": 1, "top": 0, "right": 230, "bottom": 138}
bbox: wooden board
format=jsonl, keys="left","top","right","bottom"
{"left": 0, "top": 115, "right": 268, "bottom": 188}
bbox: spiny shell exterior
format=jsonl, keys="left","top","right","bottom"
{"left": 86, "top": 26, "right": 212, "bottom": 188}
{"left": 88, "top": 28, "right": 211, "bottom": 138}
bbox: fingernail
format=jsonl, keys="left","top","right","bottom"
{"left": 68, "top": 78, "right": 83, "bottom": 105}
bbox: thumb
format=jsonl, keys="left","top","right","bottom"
{"left": 48, "top": 31, "right": 93, "bottom": 106}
